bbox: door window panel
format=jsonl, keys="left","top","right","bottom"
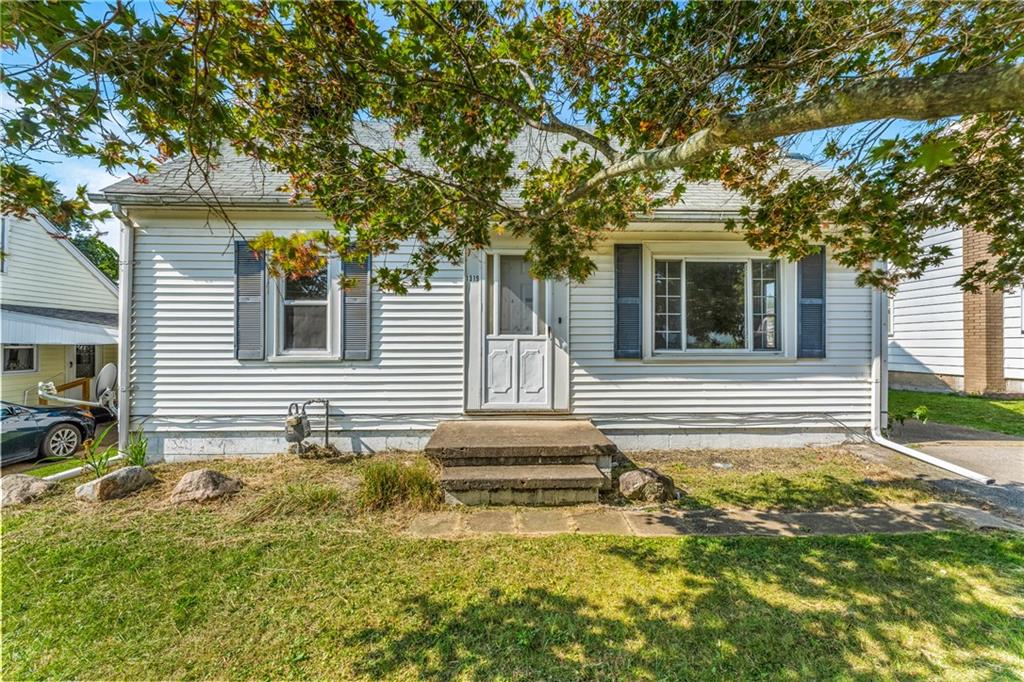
{"left": 75, "top": 345, "right": 96, "bottom": 378}
{"left": 499, "top": 255, "right": 536, "bottom": 335}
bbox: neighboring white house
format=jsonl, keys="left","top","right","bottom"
{"left": 94, "top": 136, "right": 887, "bottom": 461}
{"left": 889, "top": 226, "right": 1023, "bottom": 394}
{"left": 0, "top": 212, "right": 119, "bottom": 405}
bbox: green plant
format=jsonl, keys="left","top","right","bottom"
{"left": 887, "top": 405, "right": 930, "bottom": 433}
{"left": 78, "top": 423, "right": 118, "bottom": 479}
{"left": 357, "top": 460, "right": 439, "bottom": 511}
{"left": 122, "top": 427, "right": 148, "bottom": 468}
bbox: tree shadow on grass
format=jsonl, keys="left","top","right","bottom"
{"left": 679, "top": 472, "right": 936, "bottom": 511}
{"left": 344, "top": 533, "right": 1023, "bottom": 680}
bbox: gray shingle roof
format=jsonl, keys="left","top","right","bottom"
{"left": 95, "top": 124, "right": 828, "bottom": 218}
{"left": 2, "top": 304, "right": 118, "bottom": 328}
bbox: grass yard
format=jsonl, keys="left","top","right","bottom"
{"left": 3, "top": 455, "right": 1023, "bottom": 680}
{"left": 890, "top": 389, "right": 1024, "bottom": 437}
{"left": 637, "top": 446, "right": 944, "bottom": 511}
{"left": 22, "top": 456, "right": 84, "bottom": 478}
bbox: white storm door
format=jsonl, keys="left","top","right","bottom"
{"left": 484, "top": 253, "right": 551, "bottom": 408}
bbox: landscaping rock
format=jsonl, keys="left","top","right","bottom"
{"left": 170, "top": 468, "right": 242, "bottom": 504}
{"left": 1, "top": 474, "right": 56, "bottom": 507}
{"left": 75, "top": 466, "right": 155, "bottom": 502}
{"left": 619, "top": 468, "right": 675, "bottom": 503}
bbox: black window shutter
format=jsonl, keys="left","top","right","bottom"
{"left": 342, "top": 256, "right": 371, "bottom": 360}
{"left": 614, "top": 244, "right": 643, "bottom": 359}
{"left": 234, "top": 241, "right": 265, "bottom": 360}
{"left": 797, "top": 250, "right": 827, "bottom": 358}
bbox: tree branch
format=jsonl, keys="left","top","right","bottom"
{"left": 560, "top": 63, "right": 1024, "bottom": 206}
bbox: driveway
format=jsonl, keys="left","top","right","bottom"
{"left": 862, "top": 421, "right": 1024, "bottom": 521}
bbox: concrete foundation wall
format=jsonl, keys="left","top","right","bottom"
{"left": 888, "top": 370, "right": 964, "bottom": 394}
{"left": 154, "top": 429, "right": 433, "bottom": 462}
{"left": 604, "top": 428, "right": 858, "bottom": 451}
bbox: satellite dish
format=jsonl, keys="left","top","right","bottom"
{"left": 95, "top": 363, "right": 117, "bottom": 397}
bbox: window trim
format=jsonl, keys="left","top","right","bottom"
{"left": 641, "top": 241, "right": 797, "bottom": 361}
{"left": 3, "top": 344, "right": 38, "bottom": 374}
{"left": 269, "top": 260, "right": 339, "bottom": 360}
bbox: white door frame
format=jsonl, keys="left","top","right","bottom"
{"left": 464, "top": 248, "right": 570, "bottom": 412}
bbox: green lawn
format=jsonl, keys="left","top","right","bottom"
{"left": 23, "top": 457, "right": 84, "bottom": 478}
{"left": 3, "top": 456, "right": 1023, "bottom": 680}
{"left": 638, "top": 446, "right": 944, "bottom": 511}
{"left": 890, "top": 389, "right": 1024, "bottom": 436}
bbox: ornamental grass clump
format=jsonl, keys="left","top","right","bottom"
{"left": 358, "top": 460, "right": 439, "bottom": 511}
{"left": 78, "top": 424, "right": 118, "bottom": 479}
{"left": 122, "top": 427, "right": 149, "bottom": 468}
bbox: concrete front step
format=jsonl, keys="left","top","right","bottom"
{"left": 426, "top": 420, "right": 617, "bottom": 461}
{"left": 440, "top": 464, "right": 606, "bottom": 506}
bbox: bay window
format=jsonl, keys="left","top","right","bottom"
{"left": 653, "top": 258, "right": 780, "bottom": 354}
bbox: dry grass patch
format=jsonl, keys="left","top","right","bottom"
{"left": 634, "top": 446, "right": 948, "bottom": 511}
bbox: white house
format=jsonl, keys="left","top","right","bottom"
{"left": 889, "top": 226, "right": 1023, "bottom": 394}
{"left": 94, "top": 138, "right": 891, "bottom": 461}
{"left": 0, "top": 212, "right": 119, "bottom": 406}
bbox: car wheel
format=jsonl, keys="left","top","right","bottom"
{"left": 42, "top": 423, "right": 81, "bottom": 458}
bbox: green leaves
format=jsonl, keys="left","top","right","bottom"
{"left": 910, "top": 139, "right": 959, "bottom": 173}
{"left": 3, "top": 1, "right": 1023, "bottom": 293}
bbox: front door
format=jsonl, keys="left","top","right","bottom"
{"left": 465, "top": 250, "right": 570, "bottom": 411}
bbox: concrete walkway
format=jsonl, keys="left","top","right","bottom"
{"left": 406, "top": 502, "right": 1022, "bottom": 539}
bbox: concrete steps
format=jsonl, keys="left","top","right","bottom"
{"left": 426, "top": 419, "right": 617, "bottom": 506}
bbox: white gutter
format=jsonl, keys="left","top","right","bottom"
{"left": 112, "top": 203, "right": 135, "bottom": 455}
{"left": 869, "top": 282, "right": 994, "bottom": 485}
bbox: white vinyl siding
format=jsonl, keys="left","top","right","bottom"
{"left": 887, "top": 228, "right": 964, "bottom": 377}
{"left": 126, "top": 215, "right": 875, "bottom": 456}
{"left": 0, "top": 214, "right": 118, "bottom": 313}
{"left": 571, "top": 233, "right": 873, "bottom": 433}
{"left": 1006, "top": 288, "right": 1024, "bottom": 381}
{"left": 127, "top": 216, "right": 464, "bottom": 448}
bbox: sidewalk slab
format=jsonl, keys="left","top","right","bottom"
{"left": 403, "top": 503, "right": 995, "bottom": 539}
{"left": 465, "top": 509, "right": 517, "bottom": 534}
{"left": 519, "top": 509, "right": 573, "bottom": 534}
{"left": 574, "top": 510, "right": 631, "bottom": 535}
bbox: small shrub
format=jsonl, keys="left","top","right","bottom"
{"left": 887, "top": 404, "right": 930, "bottom": 433}
{"left": 122, "top": 427, "right": 149, "bottom": 467}
{"left": 78, "top": 424, "right": 118, "bottom": 479}
{"left": 358, "top": 459, "right": 439, "bottom": 511}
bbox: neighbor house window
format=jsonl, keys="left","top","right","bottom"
{"left": 653, "top": 258, "right": 780, "bottom": 353}
{"left": 280, "top": 267, "right": 330, "bottom": 352}
{"left": 3, "top": 345, "right": 37, "bottom": 373}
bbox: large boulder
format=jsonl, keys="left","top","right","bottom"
{"left": 1, "top": 474, "right": 56, "bottom": 507}
{"left": 169, "top": 468, "right": 242, "bottom": 504}
{"left": 75, "top": 466, "right": 156, "bottom": 502}
{"left": 619, "top": 468, "right": 675, "bottom": 503}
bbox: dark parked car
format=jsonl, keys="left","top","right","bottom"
{"left": 1, "top": 401, "right": 96, "bottom": 466}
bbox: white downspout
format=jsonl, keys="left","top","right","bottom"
{"left": 112, "top": 203, "right": 135, "bottom": 455}
{"left": 869, "top": 281, "right": 993, "bottom": 484}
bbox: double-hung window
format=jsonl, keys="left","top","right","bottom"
{"left": 653, "top": 258, "right": 780, "bottom": 353}
{"left": 279, "top": 265, "right": 332, "bottom": 354}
